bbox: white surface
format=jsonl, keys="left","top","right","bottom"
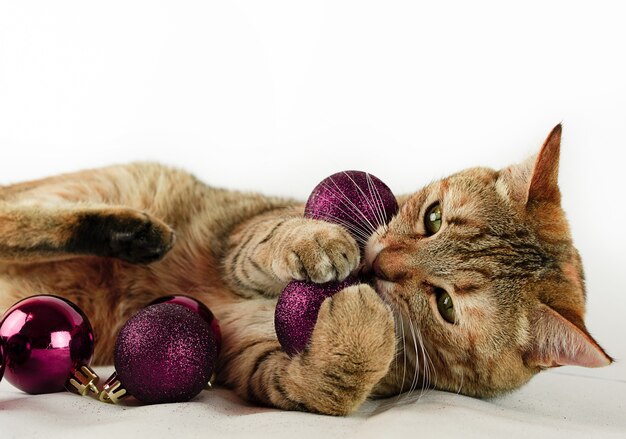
{"left": 1, "top": 0, "right": 625, "bottom": 437}
{"left": 1, "top": 367, "right": 625, "bottom": 439}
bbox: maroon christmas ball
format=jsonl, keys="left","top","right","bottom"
{"left": 275, "top": 277, "right": 358, "bottom": 356}
{"left": 0, "top": 337, "right": 5, "bottom": 383}
{"left": 304, "top": 170, "right": 398, "bottom": 248}
{"left": 0, "top": 295, "right": 94, "bottom": 394}
{"left": 113, "top": 303, "right": 217, "bottom": 404}
{"left": 149, "top": 295, "right": 222, "bottom": 354}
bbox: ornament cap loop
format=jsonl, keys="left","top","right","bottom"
{"left": 66, "top": 365, "right": 100, "bottom": 396}
{"left": 99, "top": 372, "right": 128, "bottom": 404}
{"left": 205, "top": 372, "right": 217, "bottom": 390}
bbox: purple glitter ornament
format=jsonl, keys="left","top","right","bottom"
{"left": 0, "top": 295, "right": 96, "bottom": 394}
{"left": 149, "top": 295, "right": 222, "bottom": 354}
{"left": 112, "top": 303, "right": 217, "bottom": 404}
{"left": 274, "top": 170, "right": 397, "bottom": 356}
{"left": 275, "top": 277, "right": 358, "bottom": 356}
{"left": 304, "top": 170, "right": 398, "bottom": 248}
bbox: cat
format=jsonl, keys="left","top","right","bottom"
{"left": 0, "top": 124, "right": 612, "bottom": 415}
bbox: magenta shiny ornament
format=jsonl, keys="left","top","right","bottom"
{"left": 0, "top": 295, "right": 96, "bottom": 395}
{"left": 112, "top": 303, "right": 217, "bottom": 404}
{"left": 275, "top": 277, "right": 358, "bottom": 356}
{"left": 149, "top": 295, "right": 222, "bottom": 354}
{"left": 0, "top": 337, "right": 5, "bottom": 383}
{"left": 304, "top": 170, "right": 398, "bottom": 248}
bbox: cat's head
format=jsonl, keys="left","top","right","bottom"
{"left": 366, "top": 125, "right": 612, "bottom": 397}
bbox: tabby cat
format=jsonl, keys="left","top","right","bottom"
{"left": 0, "top": 125, "right": 611, "bottom": 415}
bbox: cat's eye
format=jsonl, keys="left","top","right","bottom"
{"left": 424, "top": 202, "right": 442, "bottom": 235}
{"left": 435, "top": 288, "right": 456, "bottom": 324}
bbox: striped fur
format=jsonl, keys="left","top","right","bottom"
{"left": 0, "top": 125, "right": 611, "bottom": 414}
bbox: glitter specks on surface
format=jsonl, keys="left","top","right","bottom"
{"left": 304, "top": 170, "right": 398, "bottom": 248}
{"left": 148, "top": 295, "right": 222, "bottom": 355}
{"left": 114, "top": 303, "right": 217, "bottom": 404}
{"left": 275, "top": 277, "right": 357, "bottom": 356}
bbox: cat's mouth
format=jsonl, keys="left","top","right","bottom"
{"left": 364, "top": 231, "right": 384, "bottom": 271}
{"left": 359, "top": 236, "right": 395, "bottom": 304}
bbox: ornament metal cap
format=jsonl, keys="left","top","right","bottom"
{"left": 67, "top": 365, "right": 100, "bottom": 396}
{"left": 99, "top": 372, "right": 128, "bottom": 404}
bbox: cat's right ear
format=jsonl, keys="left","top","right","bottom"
{"left": 498, "top": 124, "right": 562, "bottom": 206}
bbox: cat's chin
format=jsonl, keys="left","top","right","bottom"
{"left": 373, "top": 278, "right": 395, "bottom": 300}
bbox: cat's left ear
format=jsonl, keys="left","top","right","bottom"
{"left": 498, "top": 124, "right": 562, "bottom": 205}
{"left": 525, "top": 304, "right": 612, "bottom": 369}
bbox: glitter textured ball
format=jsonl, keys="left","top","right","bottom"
{"left": 114, "top": 303, "right": 217, "bottom": 404}
{"left": 275, "top": 171, "right": 397, "bottom": 356}
{"left": 0, "top": 295, "right": 94, "bottom": 394}
{"left": 149, "top": 295, "right": 222, "bottom": 354}
{"left": 275, "top": 277, "right": 357, "bottom": 356}
{"left": 304, "top": 170, "right": 398, "bottom": 248}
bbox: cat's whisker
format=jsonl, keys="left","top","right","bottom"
{"left": 316, "top": 202, "right": 376, "bottom": 242}
{"left": 309, "top": 192, "right": 376, "bottom": 242}
{"left": 378, "top": 291, "right": 403, "bottom": 380}
{"left": 322, "top": 177, "right": 379, "bottom": 235}
{"left": 412, "top": 323, "right": 426, "bottom": 401}
{"left": 416, "top": 326, "right": 435, "bottom": 398}
{"left": 360, "top": 173, "right": 387, "bottom": 232}
{"left": 364, "top": 173, "right": 390, "bottom": 231}
{"left": 406, "top": 315, "right": 420, "bottom": 400}
{"left": 455, "top": 368, "right": 465, "bottom": 396}
{"left": 396, "top": 311, "right": 408, "bottom": 401}
{"left": 421, "top": 336, "right": 438, "bottom": 395}
{"left": 304, "top": 206, "right": 373, "bottom": 245}
{"left": 334, "top": 173, "right": 383, "bottom": 235}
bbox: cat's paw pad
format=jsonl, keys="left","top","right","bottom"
{"left": 274, "top": 221, "right": 360, "bottom": 283}
{"left": 108, "top": 213, "right": 175, "bottom": 264}
{"left": 73, "top": 210, "right": 175, "bottom": 264}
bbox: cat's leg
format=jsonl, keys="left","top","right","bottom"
{"left": 216, "top": 283, "right": 396, "bottom": 415}
{"left": 0, "top": 203, "right": 175, "bottom": 264}
{"left": 0, "top": 164, "right": 180, "bottom": 264}
{"left": 223, "top": 208, "right": 361, "bottom": 298}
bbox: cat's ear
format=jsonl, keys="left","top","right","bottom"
{"left": 525, "top": 303, "right": 612, "bottom": 369}
{"left": 527, "top": 124, "right": 562, "bottom": 204}
{"left": 499, "top": 124, "right": 562, "bottom": 205}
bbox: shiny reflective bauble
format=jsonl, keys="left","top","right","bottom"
{"left": 304, "top": 170, "right": 398, "bottom": 249}
{"left": 275, "top": 277, "right": 358, "bottom": 356}
{"left": 0, "top": 337, "right": 5, "bottom": 383}
{"left": 114, "top": 303, "right": 217, "bottom": 404}
{"left": 149, "top": 295, "right": 222, "bottom": 353}
{"left": 0, "top": 295, "right": 94, "bottom": 394}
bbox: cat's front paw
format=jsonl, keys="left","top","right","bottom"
{"left": 272, "top": 220, "right": 360, "bottom": 283}
{"left": 288, "top": 284, "right": 395, "bottom": 415}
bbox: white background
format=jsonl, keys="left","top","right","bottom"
{"left": 1, "top": 1, "right": 624, "bottom": 382}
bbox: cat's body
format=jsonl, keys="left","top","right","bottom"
{"left": 0, "top": 126, "right": 612, "bottom": 415}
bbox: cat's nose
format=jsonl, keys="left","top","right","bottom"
{"left": 372, "top": 250, "right": 408, "bottom": 282}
